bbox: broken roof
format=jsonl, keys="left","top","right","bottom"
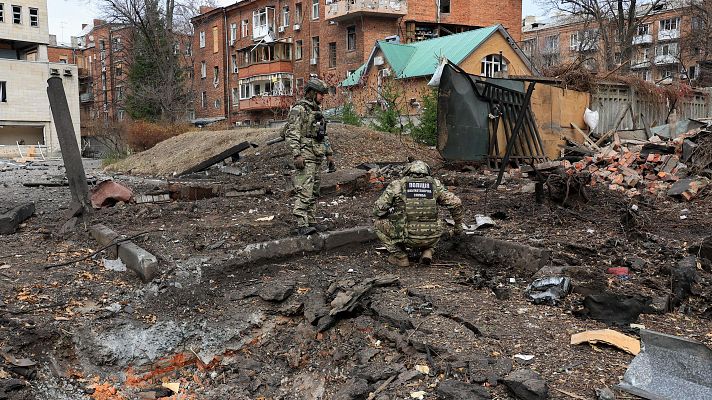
{"left": 341, "top": 25, "right": 531, "bottom": 86}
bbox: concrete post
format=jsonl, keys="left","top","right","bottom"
{"left": 47, "top": 77, "right": 91, "bottom": 215}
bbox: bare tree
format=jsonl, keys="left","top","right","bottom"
{"left": 540, "top": 0, "right": 664, "bottom": 71}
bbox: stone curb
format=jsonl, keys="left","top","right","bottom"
{"left": 0, "top": 203, "right": 35, "bottom": 235}
{"left": 463, "top": 235, "right": 551, "bottom": 276}
{"left": 89, "top": 223, "right": 158, "bottom": 283}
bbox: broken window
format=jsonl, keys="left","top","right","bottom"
{"left": 282, "top": 6, "right": 290, "bottom": 27}
{"left": 312, "top": 0, "right": 319, "bottom": 19}
{"left": 231, "top": 55, "right": 238, "bottom": 73}
{"left": 241, "top": 19, "right": 249, "bottom": 37}
{"left": 295, "top": 3, "right": 303, "bottom": 22}
{"left": 660, "top": 18, "right": 679, "bottom": 31}
{"left": 329, "top": 42, "right": 336, "bottom": 68}
{"left": 230, "top": 23, "right": 237, "bottom": 45}
{"left": 200, "top": 61, "right": 206, "bottom": 78}
{"left": 480, "top": 54, "right": 508, "bottom": 77}
{"left": 311, "top": 36, "right": 320, "bottom": 61}
{"left": 201, "top": 91, "right": 207, "bottom": 108}
{"left": 12, "top": 4, "right": 20, "bottom": 24}
{"left": 637, "top": 24, "right": 650, "bottom": 36}
{"left": 440, "top": 0, "right": 450, "bottom": 13}
{"left": 213, "top": 66, "right": 219, "bottom": 84}
{"left": 29, "top": 7, "right": 37, "bottom": 27}
{"left": 0, "top": 81, "right": 6, "bottom": 102}
{"left": 347, "top": 26, "right": 356, "bottom": 51}
{"left": 199, "top": 31, "right": 206, "bottom": 48}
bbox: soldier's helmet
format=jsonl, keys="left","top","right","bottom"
{"left": 405, "top": 160, "right": 431, "bottom": 177}
{"left": 305, "top": 78, "right": 329, "bottom": 95}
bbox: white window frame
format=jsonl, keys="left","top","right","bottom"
{"left": 200, "top": 61, "right": 207, "bottom": 78}
{"left": 12, "top": 4, "right": 20, "bottom": 24}
{"left": 239, "top": 82, "right": 252, "bottom": 99}
{"left": 660, "top": 18, "right": 679, "bottom": 31}
{"left": 312, "top": 0, "right": 319, "bottom": 19}
{"left": 29, "top": 7, "right": 37, "bottom": 27}
{"left": 201, "top": 91, "right": 207, "bottom": 108}
{"left": 213, "top": 66, "right": 219, "bottom": 84}
{"left": 199, "top": 31, "right": 206, "bottom": 48}
{"left": 0, "top": 4, "right": 4, "bottom": 23}
{"left": 241, "top": 19, "right": 249, "bottom": 37}
{"left": 347, "top": 26, "right": 356, "bottom": 51}
{"left": 214, "top": 99, "right": 220, "bottom": 109}
{"left": 231, "top": 55, "right": 238, "bottom": 73}
{"left": 282, "top": 6, "right": 290, "bottom": 27}
{"left": 230, "top": 23, "right": 237, "bottom": 44}
{"left": 570, "top": 32, "right": 579, "bottom": 49}
{"left": 481, "top": 54, "right": 508, "bottom": 77}
{"left": 311, "top": 36, "right": 319, "bottom": 60}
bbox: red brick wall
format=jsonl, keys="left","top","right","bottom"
{"left": 192, "top": 9, "right": 228, "bottom": 120}
{"left": 47, "top": 46, "right": 76, "bottom": 64}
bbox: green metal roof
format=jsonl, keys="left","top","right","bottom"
{"left": 341, "top": 25, "right": 502, "bottom": 86}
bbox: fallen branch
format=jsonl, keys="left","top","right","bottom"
{"left": 42, "top": 229, "right": 159, "bottom": 270}
{"left": 367, "top": 374, "right": 396, "bottom": 400}
{"left": 4, "top": 301, "right": 68, "bottom": 315}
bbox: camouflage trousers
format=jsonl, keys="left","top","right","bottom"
{"left": 292, "top": 160, "right": 322, "bottom": 227}
{"left": 374, "top": 218, "right": 439, "bottom": 254}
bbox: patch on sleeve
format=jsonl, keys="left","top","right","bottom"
{"left": 405, "top": 181, "right": 434, "bottom": 199}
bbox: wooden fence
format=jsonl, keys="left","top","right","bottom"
{"left": 590, "top": 83, "right": 712, "bottom": 133}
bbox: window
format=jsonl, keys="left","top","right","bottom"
{"left": 639, "top": 70, "right": 651, "bottom": 81}
{"left": 213, "top": 66, "right": 219, "bottom": 84}
{"left": 0, "top": 81, "right": 6, "bottom": 102}
{"left": 59, "top": 56, "right": 67, "bottom": 63}
{"left": 637, "top": 24, "right": 650, "bottom": 36}
{"left": 201, "top": 91, "right": 207, "bottom": 108}
{"left": 231, "top": 55, "right": 238, "bottom": 73}
{"left": 328, "top": 42, "right": 336, "bottom": 68}
{"left": 481, "top": 54, "right": 508, "bottom": 77}
{"left": 282, "top": 6, "right": 290, "bottom": 27}
{"left": 660, "top": 18, "right": 679, "bottom": 31}
{"left": 241, "top": 19, "right": 249, "bottom": 37}
{"left": 570, "top": 32, "right": 579, "bottom": 49}
{"left": 185, "top": 42, "right": 192, "bottom": 56}
{"left": 312, "top": 36, "right": 320, "bottom": 60}
{"left": 12, "top": 5, "right": 20, "bottom": 24}
{"left": 214, "top": 99, "right": 221, "bottom": 109}
{"left": 117, "top": 109, "right": 125, "bottom": 121}
{"left": 312, "top": 0, "right": 319, "bottom": 19}
{"left": 296, "top": 40, "right": 303, "bottom": 59}
{"left": 115, "top": 64, "right": 123, "bottom": 76}
{"left": 0, "top": 4, "right": 4, "bottom": 23}
{"left": 347, "top": 26, "right": 356, "bottom": 51}
{"left": 230, "top": 23, "right": 237, "bottom": 44}
{"left": 213, "top": 26, "right": 219, "bottom": 53}
{"left": 440, "top": 0, "right": 450, "bottom": 13}
{"left": 116, "top": 86, "right": 124, "bottom": 100}
{"left": 173, "top": 42, "right": 180, "bottom": 55}
{"left": 240, "top": 82, "right": 251, "bottom": 99}
{"left": 199, "top": 31, "right": 206, "bottom": 48}
{"left": 29, "top": 7, "right": 37, "bottom": 27}
{"left": 544, "top": 35, "right": 559, "bottom": 53}
{"left": 232, "top": 88, "right": 239, "bottom": 106}
{"left": 200, "top": 61, "right": 207, "bottom": 78}
{"left": 296, "top": 3, "right": 303, "bottom": 22}
{"left": 689, "top": 65, "right": 698, "bottom": 79}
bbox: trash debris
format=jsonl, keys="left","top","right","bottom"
{"left": 576, "top": 293, "right": 652, "bottom": 325}
{"left": 503, "top": 369, "right": 548, "bottom": 400}
{"left": 617, "top": 329, "right": 712, "bottom": 400}
{"left": 474, "top": 214, "right": 495, "bottom": 229}
{"left": 514, "top": 354, "right": 535, "bottom": 361}
{"left": 414, "top": 364, "right": 430, "bottom": 374}
{"left": 606, "top": 267, "right": 629, "bottom": 276}
{"left": 524, "top": 277, "right": 572, "bottom": 305}
{"left": 103, "top": 258, "right": 127, "bottom": 272}
{"left": 410, "top": 391, "right": 426, "bottom": 399}
{"left": 1, "top": 353, "right": 36, "bottom": 367}
{"left": 90, "top": 180, "right": 133, "bottom": 208}
{"left": 255, "top": 215, "right": 275, "bottom": 222}
{"left": 570, "top": 329, "right": 641, "bottom": 355}
{"left": 162, "top": 382, "right": 180, "bottom": 393}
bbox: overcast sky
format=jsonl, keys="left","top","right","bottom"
{"left": 49, "top": 0, "right": 544, "bottom": 44}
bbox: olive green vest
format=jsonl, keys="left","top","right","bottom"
{"left": 403, "top": 176, "right": 441, "bottom": 240}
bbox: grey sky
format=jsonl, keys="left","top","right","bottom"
{"left": 48, "top": 0, "right": 544, "bottom": 44}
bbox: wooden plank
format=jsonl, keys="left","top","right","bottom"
{"left": 570, "top": 122, "right": 601, "bottom": 150}
{"left": 177, "top": 141, "right": 254, "bottom": 176}
{"left": 595, "top": 103, "right": 631, "bottom": 145}
{"left": 558, "top": 144, "right": 596, "bottom": 155}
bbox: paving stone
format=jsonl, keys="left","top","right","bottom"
{"left": 118, "top": 242, "right": 159, "bottom": 283}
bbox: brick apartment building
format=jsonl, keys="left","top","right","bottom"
{"left": 521, "top": 2, "right": 705, "bottom": 84}
{"left": 191, "top": 0, "right": 523, "bottom": 126}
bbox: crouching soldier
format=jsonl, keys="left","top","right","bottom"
{"left": 373, "top": 160, "right": 464, "bottom": 267}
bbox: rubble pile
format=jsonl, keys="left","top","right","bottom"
{"left": 564, "top": 125, "right": 712, "bottom": 200}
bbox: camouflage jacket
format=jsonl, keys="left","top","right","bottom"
{"left": 373, "top": 175, "right": 463, "bottom": 240}
{"left": 285, "top": 99, "right": 333, "bottom": 161}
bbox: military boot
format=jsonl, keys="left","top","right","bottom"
{"left": 310, "top": 223, "right": 330, "bottom": 232}
{"left": 387, "top": 252, "right": 410, "bottom": 267}
{"left": 295, "top": 226, "right": 317, "bottom": 236}
{"left": 420, "top": 248, "right": 434, "bottom": 265}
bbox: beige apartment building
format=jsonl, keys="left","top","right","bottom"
{"left": 521, "top": 2, "right": 703, "bottom": 84}
{"left": 0, "top": 0, "right": 80, "bottom": 158}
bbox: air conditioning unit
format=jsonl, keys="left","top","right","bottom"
{"left": 373, "top": 56, "right": 384, "bottom": 66}
{"left": 278, "top": 26, "right": 285, "bottom": 33}
{"left": 293, "top": 23, "right": 301, "bottom": 31}
{"left": 310, "top": 58, "right": 318, "bottom": 65}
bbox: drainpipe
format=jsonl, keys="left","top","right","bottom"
{"left": 223, "top": 8, "right": 231, "bottom": 125}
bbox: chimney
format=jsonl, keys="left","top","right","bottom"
{"left": 93, "top": 19, "right": 105, "bottom": 27}
{"left": 199, "top": 6, "right": 216, "bottom": 14}
{"left": 49, "top": 34, "right": 57, "bottom": 46}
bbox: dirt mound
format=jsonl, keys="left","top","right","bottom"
{"left": 107, "top": 124, "right": 440, "bottom": 177}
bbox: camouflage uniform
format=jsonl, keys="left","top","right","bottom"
{"left": 373, "top": 161, "right": 463, "bottom": 262}
{"left": 285, "top": 97, "right": 333, "bottom": 229}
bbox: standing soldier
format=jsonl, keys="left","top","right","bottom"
{"left": 373, "top": 160, "right": 464, "bottom": 266}
{"left": 285, "top": 78, "right": 336, "bottom": 235}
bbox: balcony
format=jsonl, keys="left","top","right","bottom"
{"left": 658, "top": 29, "right": 680, "bottom": 41}
{"left": 630, "top": 60, "right": 651, "bottom": 69}
{"left": 80, "top": 92, "right": 94, "bottom": 103}
{"left": 253, "top": 24, "right": 275, "bottom": 41}
{"left": 326, "top": 0, "right": 407, "bottom": 22}
{"left": 240, "top": 60, "right": 293, "bottom": 78}
{"left": 542, "top": 46, "right": 559, "bottom": 55}
{"left": 239, "top": 95, "right": 295, "bottom": 111}
{"left": 632, "top": 34, "right": 653, "bottom": 45}
{"left": 654, "top": 54, "right": 678, "bottom": 65}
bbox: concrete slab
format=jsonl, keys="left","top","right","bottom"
{"left": 89, "top": 224, "right": 120, "bottom": 259}
{"left": 320, "top": 168, "right": 369, "bottom": 195}
{"left": 0, "top": 202, "right": 35, "bottom": 235}
{"left": 462, "top": 236, "right": 551, "bottom": 276}
{"left": 320, "top": 226, "right": 377, "bottom": 250}
{"left": 118, "top": 242, "right": 159, "bottom": 283}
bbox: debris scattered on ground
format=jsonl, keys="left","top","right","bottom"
{"left": 503, "top": 369, "right": 548, "bottom": 400}
{"left": 570, "top": 329, "right": 641, "bottom": 355}
{"left": 525, "top": 277, "right": 572, "bottom": 305}
{"left": 90, "top": 180, "right": 133, "bottom": 208}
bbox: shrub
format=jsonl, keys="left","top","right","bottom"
{"left": 126, "top": 121, "right": 190, "bottom": 151}
{"left": 410, "top": 88, "right": 438, "bottom": 146}
{"left": 341, "top": 102, "right": 362, "bottom": 126}
{"left": 370, "top": 80, "right": 405, "bottom": 133}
